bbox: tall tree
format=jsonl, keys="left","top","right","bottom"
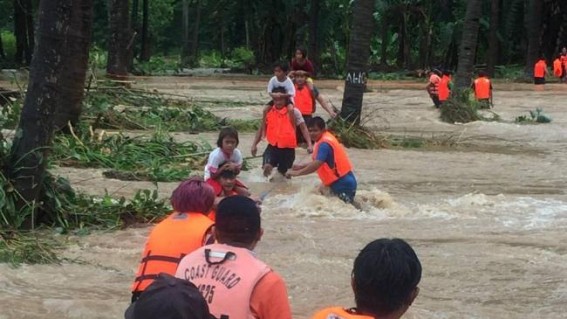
{"left": 340, "top": 0, "right": 375, "bottom": 123}
{"left": 454, "top": 0, "right": 482, "bottom": 89}
{"left": 107, "top": 0, "right": 131, "bottom": 77}
{"left": 486, "top": 0, "right": 501, "bottom": 77}
{"left": 308, "top": 0, "right": 321, "bottom": 71}
{"left": 6, "top": 0, "right": 93, "bottom": 223}
{"left": 525, "top": 0, "right": 543, "bottom": 78}
{"left": 53, "top": 0, "right": 94, "bottom": 131}
{"left": 13, "top": 0, "right": 35, "bottom": 65}
{"left": 0, "top": 32, "right": 5, "bottom": 59}
{"left": 140, "top": 0, "right": 151, "bottom": 61}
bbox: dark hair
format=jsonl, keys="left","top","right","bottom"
{"left": 295, "top": 47, "right": 307, "bottom": 59}
{"left": 273, "top": 61, "right": 289, "bottom": 73}
{"left": 217, "top": 127, "right": 239, "bottom": 148}
{"left": 170, "top": 177, "right": 215, "bottom": 213}
{"left": 443, "top": 69, "right": 452, "bottom": 76}
{"left": 215, "top": 196, "right": 261, "bottom": 245}
{"left": 217, "top": 161, "right": 237, "bottom": 179}
{"left": 478, "top": 70, "right": 487, "bottom": 77}
{"left": 271, "top": 86, "right": 288, "bottom": 94}
{"left": 353, "top": 238, "right": 422, "bottom": 317}
{"left": 307, "top": 116, "right": 326, "bottom": 130}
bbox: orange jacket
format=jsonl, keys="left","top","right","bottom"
{"left": 438, "top": 75, "right": 451, "bottom": 101}
{"left": 312, "top": 307, "right": 373, "bottom": 319}
{"left": 294, "top": 84, "right": 315, "bottom": 115}
{"left": 428, "top": 74, "right": 441, "bottom": 95}
{"left": 553, "top": 59, "right": 562, "bottom": 77}
{"left": 313, "top": 131, "right": 353, "bottom": 186}
{"left": 131, "top": 212, "right": 214, "bottom": 293}
{"left": 534, "top": 60, "right": 547, "bottom": 78}
{"left": 473, "top": 77, "right": 491, "bottom": 100}
{"left": 176, "top": 243, "right": 271, "bottom": 319}
{"left": 266, "top": 106, "right": 297, "bottom": 148}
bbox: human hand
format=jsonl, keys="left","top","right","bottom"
{"left": 251, "top": 145, "right": 258, "bottom": 157}
{"left": 329, "top": 110, "right": 337, "bottom": 118}
{"left": 285, "top": 170, "right": 298, "bottom": 178}
{"left": 307, "top": 145, "right": 313, "bottom": 154}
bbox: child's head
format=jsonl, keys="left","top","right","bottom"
{"left": 478, "top": 70, "right": 487, "bottom": 77}
{"left": 217, "top": 166, "right": 237, "bottom": 194}
{"left": 295, "top": 48, "right": 307, "bottom": 60}
{"left": 273, "top": 61, "right": 289, "bottom": 80}
{"left": 271, "top": 87, "right": 288, "bottom": 109}
{"left": 294, "top": 71, "right": 308, "bottom": 86}
{"left": 171, "top": 177, "right": 215, "bottom": 214}
{"left": 217, "top": 127, "right": 239, "bottom": 152}
{"left": 352, "top": 238, "right": 421, "bottom": 318}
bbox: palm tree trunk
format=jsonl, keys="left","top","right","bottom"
{"left": 140, "top": 0, "right": 150, "bottom": 61}
{"left": 0, "top": 32, "right": 5, "bottom": 59}
{"left": 106, "top": 0, "right": 131, "bottom": 77}
{"left": 487, "top": 0, "right": 501, "bottom": 77}
{"left": 7, "top": 0, "right": 93, "bottom": 225}
{"left": 525, "top": 0, "right": 543, "bottom": 78}
{"left": 379, "top": 15, "right": 389, "bottom": 66}
{"left": 455, "top": 0, "right": 483, "bottom": 89}
{"left": 308, "top": 0, "right": 320, "bottom": 71}
{"left": 53, "top": 0, "right": 94, "bottom": 131}
{"left": 340, "top": 0, "right": 375, "bottom": 123}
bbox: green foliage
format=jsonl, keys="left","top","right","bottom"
{"left": 1, "top": 31, "right": 16, "bottom": 59}
{"left": 515, "top": 108, "right": 552, "bottom": 124}
{"left": 0, "top": 95, "right": 23, "bottom": 129}
{"left": 50, "top": 131, "right": 211, "bottom": 182}
{"left": 328, "top": 117, "right": 387, "bottom": 149}
{"left": 439, "top": 90, "right": 483, "bottom": 124}
{"left": 134, "top": 56, "right": 180, "bottom": 75}
{"left": 0, "top": 231, "right": 62, "bottom": 265}
{"left": 89, "top": 45, "right": 108, "bottom": 70}
{"left": 228, "top": 47, "right": 255, "bottom": 71}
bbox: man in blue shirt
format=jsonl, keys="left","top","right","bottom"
{"left": 286, "top": 117, "right": 358, "bottom": 206}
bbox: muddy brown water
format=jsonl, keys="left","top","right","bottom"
{"left": 1, "top": 77, "right": 567, "bottom": 318}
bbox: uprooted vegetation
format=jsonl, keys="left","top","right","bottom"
{"left": 515, "top": 108, "right": 552, "bottom": 124}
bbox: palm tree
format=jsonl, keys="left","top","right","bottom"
{"left": 525, "top": 0, "right": 543, "bottom": 78}
{"left": 340, "top": 0, "right": 376, "bottom": 123}
{"left": 107, "top": 0, "right": 131, "bottom": 77}
{"left": 7, "top": 0, "right": 93, "bottom": 225}
{"left": 454, "top": 0, "right": 482, "bottom": 89}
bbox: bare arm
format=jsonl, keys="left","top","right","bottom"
{"left": 298, "top": 122, "right": 313, "bottom": 153}
{"left": 287, "top": 160, "right": 323, "bottom": 177}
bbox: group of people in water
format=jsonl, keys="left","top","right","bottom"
{"left": 125, "top": 49, "right": 423, "bottom": 319}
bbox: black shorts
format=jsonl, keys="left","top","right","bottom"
{"left": 262, "top": 144, "right": 295, "bottom": 174}
{"left": 534, "top": 77, "right": 545, "bottom": 85}
{"left": 296, "top": 114, "right": 312, "bottom": 143}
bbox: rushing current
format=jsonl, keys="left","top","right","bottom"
{"left": 1, "top": 77, "right": 566, "bottom": 319}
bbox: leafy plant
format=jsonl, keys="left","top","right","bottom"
{"left": 515, "top": 108, "right": 552, "bottom": 124}
{"left": 439, "top": 90, "right": 483, "bottom": 124}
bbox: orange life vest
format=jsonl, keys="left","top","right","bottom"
{"left": 131, "top": 212, "right": 214, "bottom": 293}
{"left": 312, "top": 307, "right": 374, "bottom": 319}
{"left": 474, "top": 77, "right": 491, "bottom": 100}
{"left": 295, "top": 84, "right": 315, "bottom": 115}
{"left": 176, "top": 243, "right": 271, "bottom": 319}
{"left": 313, "top": 131, "right": 353, "bottom": 186}
{"left": 265, "top": 106, "right": 297, "bottom": 148}
{"left": 428, "top": 74, "right": 440, "bottom": 95}
{"left": 438, "top": 75, "right": 451, "bottom": 101}
{"left": 561, "top": 55, "right": 567, "bottom": 68}
{"left": 553, "top": 59, "right": 562, "bottom": 77}
{"left": 534, "top": 60, "right": 547, "bottom": 78}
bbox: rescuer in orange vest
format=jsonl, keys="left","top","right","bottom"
{"left": 286, "top": 116, "right": 357, "bottom": 205}
{"left": 471, "top": 70, "right": 493, "bottom": 109}
{"left": 426, "top": 69, "right": 442, "bottom": 108}
{"left": 130, "top": 177, "right": 216, "bottom": 302}
{"left": 176, "top": 196, "right": 293, "bottom": 319}
{"left": 561, "top": 47, "right": 567, "bottom": 82}
{"left": 438, "top": 70, "right": 453, "bottom": 104}
{"left": 533, "top": 56, "right": 548, "bottom": 86}
{"left": 311, "top": 238, "right": 422, "bottom": 319}
{"left": 553, "top": 54, "right": 563, "bottom": 81}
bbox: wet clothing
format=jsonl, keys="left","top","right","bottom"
{"left": 438, "top": 75, "right": 451, "bottom": 102}
{"left": 312, "top": 307, "right": 373, "bottom": 319}
{"left": 263, "top": 144, "right": 295, "bottom": 175}
{"left": 204, "top": 148, "right": 243, "bottom": 181}
{"left": 265, "top": 106, "right": 297, "bottom": 149}
{"left": 472, "top": 76, "right": 492, "bottom": 100}
{"left": 553, "top": 58, "right": 563, "bottom": 78}
{"left": 176, "top": 243, "right": 292, "bottom": 319}
{"left": 314, "top": 132, "right": 357, "bottom": 203}
{"left": 131, "top": 212, "right": 214, "bottom": 299}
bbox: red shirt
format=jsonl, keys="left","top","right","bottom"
{"left": 290, "top": 58, "right": 315, "bottom": 76}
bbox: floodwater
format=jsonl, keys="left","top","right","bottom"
{"left": 1, "top": 77, "right": 567, "bottom": 318}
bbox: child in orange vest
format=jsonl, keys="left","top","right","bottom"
{"left": 426, "top": 69, "right": 442, "bottom": 108}
{"left": 251, "top": 87, "right": 311, "bottom": 177}
{"left": 533, "top": 56, "right": 548, "bottom": 86}
{"left": 310, "top": 238, "right": 421, "bottom": 319}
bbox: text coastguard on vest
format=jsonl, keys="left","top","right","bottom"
{"left": 131, "top": 212, "right": 213, "bottom": 293}
{"left": 474, "top": 77, "right": 491, "bottom": 100}
{"left": 313, "top": 131, "right": 353, "bottom": 186}
{"left": 265, "top": 106, "right": 297, "bottom": 148}
{"left": 176, "top": 243, "right": 271, "bottom": 319}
